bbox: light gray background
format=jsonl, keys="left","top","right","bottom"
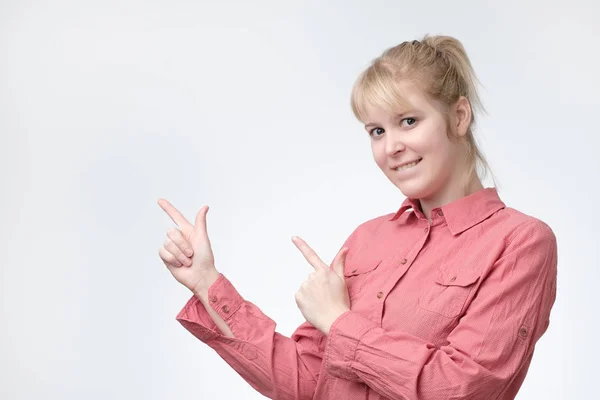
{"left": 1, "top": 1, "right": 598, "bottom": 399}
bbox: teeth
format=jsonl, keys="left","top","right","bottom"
{"left": 395, "top": 160, "right": 420, "bottom": 171}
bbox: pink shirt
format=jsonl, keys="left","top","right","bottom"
{"left": 176, "top": 187, "right": 558, "bottom": 399}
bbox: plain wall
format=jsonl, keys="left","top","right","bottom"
{"left": 1, "top": 0, "right": 598, "bottom": 398}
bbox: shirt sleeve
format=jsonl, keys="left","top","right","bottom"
{"left": 176, "top": 273, "right": 326, "bottom": 400}
{"left": 323, "top": 220, "right": 558, "bottom": 400}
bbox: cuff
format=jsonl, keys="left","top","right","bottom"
{"left": 176, "top": 273, "right": 244, "bottom": 341}
{"left": 324, "top": 310, "right": 378, "bottom": 381}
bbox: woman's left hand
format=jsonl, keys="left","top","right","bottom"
{"left": 292, "top": 236, "right": 351, "bottom": 335}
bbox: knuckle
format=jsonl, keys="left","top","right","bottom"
{"left": 165, "top": 240, "right": 176, "bottom": 252}
{"left": 175, "top": 238, "right": 188, "bottom": 250}
{"left": 167, "top": 227, "right": 179, "bottom": 237}
{"left": 161, "top": 244, "right": 181, "bottom": 264}
{"left": 159, "top": 248, "right": 173, "bottom": 264}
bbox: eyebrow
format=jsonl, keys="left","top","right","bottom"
{"left": 364, "top": 110, "right": 417, "bottom": 129}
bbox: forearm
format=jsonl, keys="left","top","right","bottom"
{"left": 325, "top": 311, "right": 506, "bottom": 400}
{"left": 177, "top": 273, "right": 325, "bottom": 399}
{"left": 192, "top": 269, "right": 234, "bottom": 338}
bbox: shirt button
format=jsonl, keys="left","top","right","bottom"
{"left": 519, "top": 326, "right": 528, "bottom": 338}
{"left": 424, "top": 227, "right": 429, "bottom": 233}
{"left": 450, "top": 276, "right": 457, "bottom": 282}
{"left": 222, "top": 305, "right": 230, "bottom": 313}
{"left": 437, "top": 210, "right": 444, "bottom": 216}
{"left": 377, "top": 291, "right": 384, "bottom": 299}
{"left": 400, "top": 258, "right": 407, "bottom": 265}
{"left": 352, "top": 269, "right": 358, "bottom": 273}
{"left": 210, "top": 296, "right": 218, "bottom": 303}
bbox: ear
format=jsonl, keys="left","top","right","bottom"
{"left": 454, "top": 96, "right": 472, "bottom": 138}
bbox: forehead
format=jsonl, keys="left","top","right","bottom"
{"left": 363, "top": 83, "right": 433, "bottom": 123}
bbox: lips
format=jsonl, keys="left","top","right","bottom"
{"left": 391, "top": 157, "right": 423, "bottom": 170}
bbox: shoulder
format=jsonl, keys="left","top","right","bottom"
{"left": 487, "top": 208, "right": 558, "bottom": 277}
{"left": 495, "top": 207, "right": 557, "bottom": 247}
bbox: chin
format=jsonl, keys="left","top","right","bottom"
{"left": 395, "top": 179, "right": 436, "bottom": 200}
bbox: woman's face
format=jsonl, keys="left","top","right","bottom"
{"left": 363, "top": 81, "right": 469, "bottom": 202}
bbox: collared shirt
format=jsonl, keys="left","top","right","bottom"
{"left": 176, "top": 187, "right": 558, "bottom": 400}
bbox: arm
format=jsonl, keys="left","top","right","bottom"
{"left": 157, "top": 197, "right": 342, "bottom": 400}
{"left": 323, "top": 220, "right": 558, "bottom": 399}
{"left": 177, "top": 273, "right": 325, "bottom": 400}
{"left": 190, "top": 269, "right": 234, "bottom": 338}
{"left": 176, "top": 231, "right": 360, "bottom": 400}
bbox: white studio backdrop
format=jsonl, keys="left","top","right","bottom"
{"left": 1, "top": 1, "right": 598, "bottom": 399}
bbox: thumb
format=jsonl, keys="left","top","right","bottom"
{"left": 332, "top": 247, "right": 349, "bottom": 279}
{"left": 194, "top": 205, "right": 210, "bottom": 239}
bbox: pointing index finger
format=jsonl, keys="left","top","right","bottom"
{"left": 292, "top": 236, "right": 327, "bottom": 270}
{"left": 158, "top": 198, "right": 193, "bottom": 229}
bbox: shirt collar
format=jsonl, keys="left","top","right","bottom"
{"left": 389, "top": 187, "right": 505, "bottom": 235}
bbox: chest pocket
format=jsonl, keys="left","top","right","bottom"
{"left": 418, "top": 268, "right": 481, "bottom": 318}
{"left": 344, "top": 259, "right": 382, "bottom": 299}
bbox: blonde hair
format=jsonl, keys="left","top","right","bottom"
{"left": 351, "top": 34, "right": 494, "bottom": 186}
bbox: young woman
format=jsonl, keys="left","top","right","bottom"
{"left": 157, "top": 34, "right": 557, "bottom": 400}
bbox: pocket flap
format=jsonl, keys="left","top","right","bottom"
{"left": 434, "top": 268, "right": 480, "bottom": 287}
{"left": 344, "top": 259, "right": 382, "bottom": 277}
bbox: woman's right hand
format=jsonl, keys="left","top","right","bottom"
{"left": 157, "top": 198, "right": 219, "bottom": 294}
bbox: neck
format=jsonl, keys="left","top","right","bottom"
{"left": 419, "top": 175, "right": 484, "bottom": 221}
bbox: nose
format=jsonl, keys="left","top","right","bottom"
{"left": 384, "top": 133, "right": 406, "bottom": 157}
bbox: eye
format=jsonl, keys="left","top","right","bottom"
{"left": 401, "top": 117, "right": 417, "bottom": 127}
{"left": 369, "top": 127, "right": 385, "bottom": 137}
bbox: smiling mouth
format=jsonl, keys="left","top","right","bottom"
{"left": 393, "top": 158, "right": 422, "bottom": 171}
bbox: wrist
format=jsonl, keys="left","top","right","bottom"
{"left": 323, "top": 307, "right": 350, "bottom": 336}
{"left": 192, "top": 269, "right": 221, "bottom": 299}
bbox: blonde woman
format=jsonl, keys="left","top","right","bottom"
{"left": 158, "top": 34, "right": 557, "bottom": 400}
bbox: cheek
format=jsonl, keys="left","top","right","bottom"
{"left": 371, "top": 144, "right": 386, "bottom": 168}
{"left": 420, "top": 129, "right": 452, "bottom": 159}
{"left": 427, "top": 145, "right": 458, "bottom": 178}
